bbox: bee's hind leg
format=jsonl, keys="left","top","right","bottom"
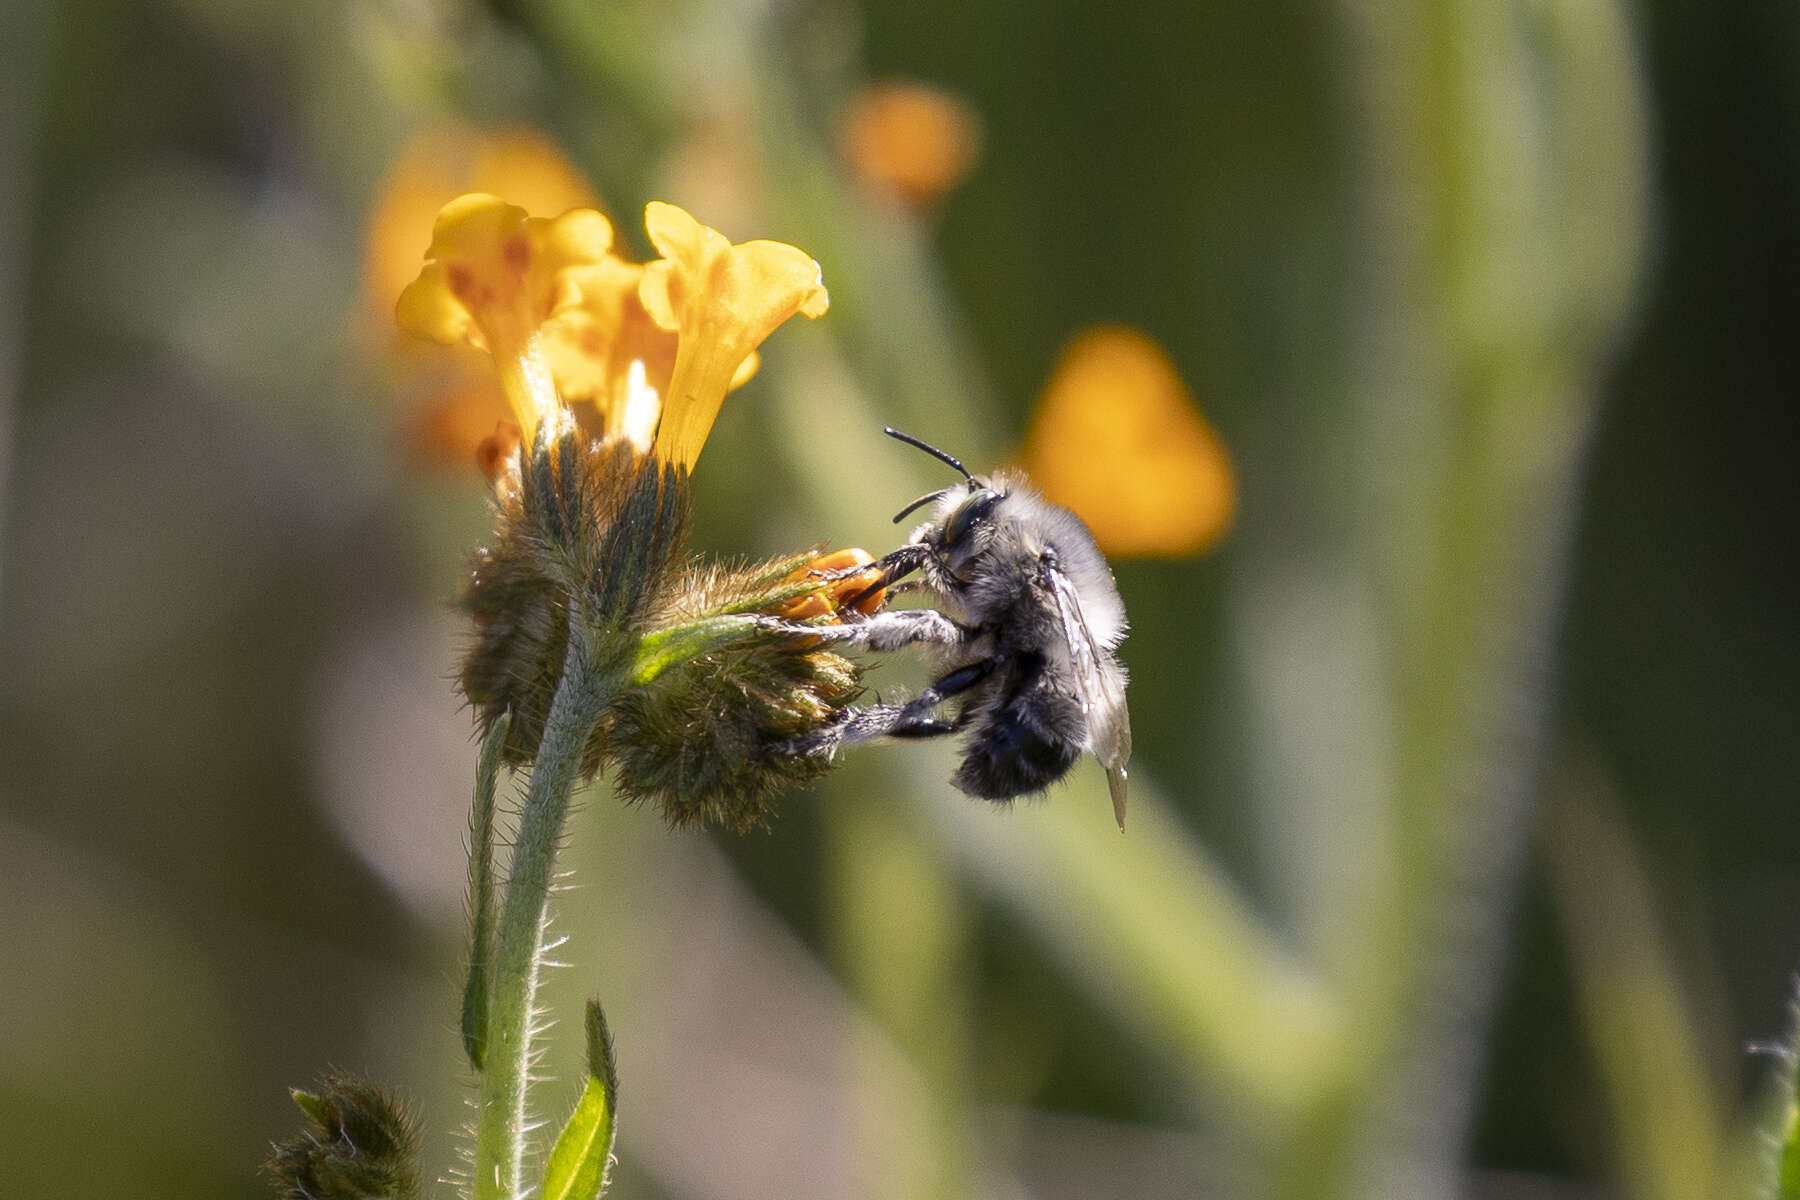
{"left": 778, "top": 701, "right": 950, "bottom": 758}
{"left": 779, "top": 658, "right": 994, "bottom": 758}
{"left": 862, "top": 657, "right": 997, "bottom": 739}
{"left": 893, "top": 658, "right": 992, "bottom": 721}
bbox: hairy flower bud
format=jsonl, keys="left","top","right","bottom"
{"left": 267, "top": 1074, "right": 422, "bottom": 1200}
{"left": 607, "top": 636, "right": 861, "bottom": 831}
{"left": 596, "top": 552, "right": 876, "bottom": 830}
{"left": 461, "top": 423, "right": 690, "bottom": 769}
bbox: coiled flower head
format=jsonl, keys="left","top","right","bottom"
{"left": 266, "top": 1074, "right": 421, "bottom": 1200}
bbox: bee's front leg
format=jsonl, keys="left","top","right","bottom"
{"left": 759, "top": 607, "right": 972, "bottom": 653}
{"left": 810, "top": 542, "right": 931, "bottom": 586}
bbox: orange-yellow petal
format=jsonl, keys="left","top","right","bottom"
{"left": 395, "top": 260, "right": 475, "bottom": 345}
{"left": 1020, "top": 326, "right": 1236, "bottom": 558}
{"left": 395, "top": 194, "right": 617, "bottom": 437}
{"left": 540, "top": 259, "right": 765, "bottom": 444}
{"left": 638, "top": 202, "right": 829, "bottom": 468}
{"left": 540, "top": 256, "right": 673, "bottom": 416}
{"left": 841, "top": 81, "right": 983, "bottom": 210}
{"left": 364, "top": 124, "right": 599, "bottom": 333}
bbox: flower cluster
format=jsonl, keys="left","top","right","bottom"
{"left": 397, "top": 194, "right": 827, "bottom": 467}
{"left": 399, "top": 193, "right": 874, "bottom": 829}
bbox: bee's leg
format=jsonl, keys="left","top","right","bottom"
{"left": 870, "top": 542, "right": 931, "bottom": 583}
{"left": 779, "top": 701, "right": 954, "bottom": 757}
{"left": 841, "top": 575, "right": 918, "bottom": 612}
{"left": 830, "top": 544, "right": 932, "bottom": 612}
{"left": 884, "top": 716, "right": 960, "bottom": 739}
{"left": 781, "top": 659, "right": 993, "bottom": 757}
{"left": 759, "top": 607, "right": 972, "bottom": 653}
{"left": 884, "top": 658, "right": 995, "bottom": 737}
{"left": 810, "top": 543, "right": 930, "bottom": 586}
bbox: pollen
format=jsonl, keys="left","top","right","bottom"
{"left": 769, "top": 548, "right": 886, "bottom": 623}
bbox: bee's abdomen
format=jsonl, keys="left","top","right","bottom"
{"left": 953, "top": 686, "right": 1084, "bottom": 800}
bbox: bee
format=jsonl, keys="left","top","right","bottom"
{"left": 772, "top": 427, "right": 1133, "bottom": 827}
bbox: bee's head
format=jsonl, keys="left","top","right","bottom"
{"left": 935, "top": 482, "right": 1004, "bottom": 576}
{"left": 884, "top": 427, "right": 1006, "bottom": 577}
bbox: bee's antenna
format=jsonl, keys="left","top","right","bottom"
{"left": 892, "top": 489, "right": 950, "bottom": 524}
{"left": 884, "top": 427, "right": 973, "bottom": 482}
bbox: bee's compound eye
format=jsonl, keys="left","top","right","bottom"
{"left": 945, "top": 488, "right": 1000, "bottom": 547}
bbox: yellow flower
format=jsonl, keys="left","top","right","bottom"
{"left": 1020, "top": 326, "right": 1236, "bottom": 558}
{"left": 537, "top": 255, "right": 667, "bottom": 434}
{"left": 366, "top": 125, "right": 601, "bottom": 471}
{"left": 638, "top": 202, "right": 830, "bottom": 468}
{"left": 365, "top": 124, "right": 600, "bottom": 334}
{"left": 396, "top": 194, "right": 617, "bottom": 440}
{"left": 840, "top": 80, "right": 983, "bottom": 210}
{"left": 395, "top": 193, "right": 826, "bottom": 470}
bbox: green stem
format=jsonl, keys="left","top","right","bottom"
{"left": 473, "top": 631, "right": 616, "bottom": 1200}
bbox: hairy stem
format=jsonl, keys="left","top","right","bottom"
{"left": 473, "top": 631, "right": 615, "bottom": 1200}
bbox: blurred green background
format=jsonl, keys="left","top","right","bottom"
{"left": 3, "top": 0, "right": 1797, "bottom": 1197}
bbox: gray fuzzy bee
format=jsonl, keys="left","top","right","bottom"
{"left": 771, "top": 428, "right": 1134, "bottom": 827}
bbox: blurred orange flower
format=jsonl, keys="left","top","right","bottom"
{"left": 841, "top": 81, "right": 983, "bottom": 210}
{"left": 1020, "top": 326, "right": 1236, "bottom": 558}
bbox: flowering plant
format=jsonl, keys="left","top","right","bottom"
{"left": 270, "top": 194, "right": 878, "bottom": 1200}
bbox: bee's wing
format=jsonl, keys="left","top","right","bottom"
{"left": 1045, "top": 562, "right": 1133, "bottom": 828}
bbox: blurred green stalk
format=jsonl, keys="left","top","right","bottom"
{"left": 1317, "top": 0, "right": 1647, "bottom": 1193}
{"left": 0, "top": 0, "right": 50, "bottom": 604}
{"left": 1543, "top": 757, "right": 1740, "bottom": 1200}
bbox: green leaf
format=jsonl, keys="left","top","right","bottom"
{"left": 462, "top": 711, "right": 512, "bottom": 1071}
{"left": 1778, "top": 1002, "right": 1800, "bottom": 1199}
{"left": 1780, "top": 1090, "right": 1800, "bottom": 1200}
{"left": 540, "top": 1000, "right": 620, "bottom": 1200}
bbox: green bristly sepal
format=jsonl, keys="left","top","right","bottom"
{"left": 627, "top": 614, "right": 770, "bottom": 686}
